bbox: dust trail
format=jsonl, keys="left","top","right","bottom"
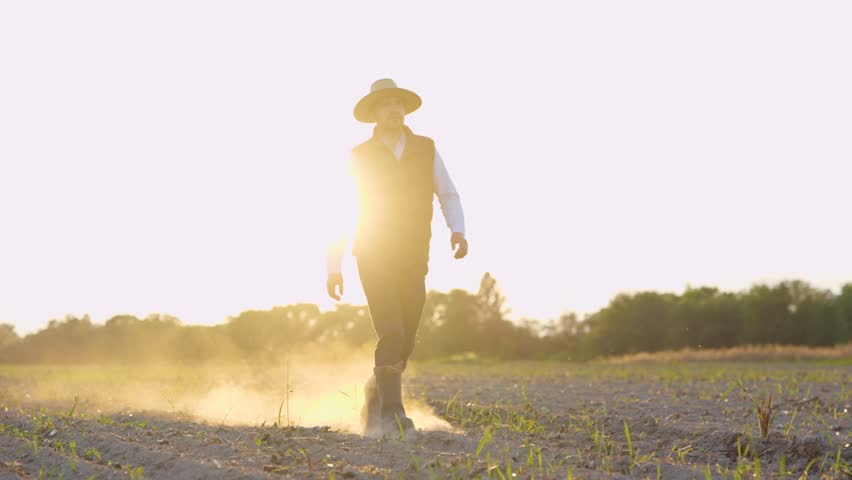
{"left": 3, "top": 355, "right": 455, "bottom": 435}
{"left": 405, "top": 397, "right": 458, "bottom": 433}
{"left": 182, "top": 359, "right": 456, "bottom": 434}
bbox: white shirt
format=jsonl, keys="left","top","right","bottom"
{"left": 326, "top": 132, "right": 465, "bottom": 275}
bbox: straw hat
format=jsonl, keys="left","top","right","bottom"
{"left": 353, "top": 79, "right": 422, "bottom": 123}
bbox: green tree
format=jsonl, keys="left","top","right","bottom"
{"left": 226, "top": 304, "right": 322, "bottom": 359}
{"left": 587, "top": 292, "right": 674, "bottom": 356}
{"left": 415, "top": 289, "right": 479, "bottom": 358}
{"left": 740, "top": 284, "right": 792, "bottom": 344}
{"left": 314, "top": 304, "right": 373, "bottom": 346}
{"left": 0, "top": 323, "right": 18, "bottom": 350}
{"left": 475, "top": 273, "right": 518, "bottom": 357}
{"left": 668, "top": 287, "right": 742, "bottom": 349}
{"left": 835, "top": 284, "right": 852, "bottom": 343}
{"left": 783, "top": 280, "right": 837, "bottom": 346}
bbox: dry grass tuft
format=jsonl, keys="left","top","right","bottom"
{"left": 755, "top": 393, "right": 773, "bottom": 439}
{"left": 604, "top": 343, "right": 852, "bottom": 364}
{"left": 719, "top": 379, "right": 776, "bottom": 439}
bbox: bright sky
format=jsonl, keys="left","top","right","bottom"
{"left": 2, "top": 1, "right": 851, "bottom": 335}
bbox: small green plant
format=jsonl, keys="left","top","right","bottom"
{"left": 590, "top": 425, "right": 616, "bottom": 469}
{"left": 129, "top": 466, "right": 144, "bottom": 480}
{"left": 621, "top": 421, "right": 658, "bottom": 470}
{"left": 444, "top": 394, "right": 545, "bottom": 434}
{"left": 784, "top": 409, "right": 798, "bottom": 437}
{"left": 298, "top": 447, "right": 313, "bottom": 471}
{"left": 719, "top": 379, "right": 775, "bottom": 438}
{"left": 624, "top": 420, "right": 635, "bottom": 470}
{"left": 392, "top": 415, "right": 410, "bottom": 440}
{"left": 670, "top": 444, "right": 693, "bottom": 463}
{"left": 831, "top": 446, "right": 852, "bottom": 477}
{"left": 504, "top": 453, "right": 513, "bottom": 479}
{"left": 83, "top": 447, "right": 102, "bottom": 462}
{"left": 69, "top": 440, "right": 78, "bottom": 472}
{"left": 474, "top": 426, "right": 493, "bottom": 458}
{"left": 408, "top": 453, "right": 421, "bottom": 472}
{"left": 64, "top": 396, "right": 78, "bottom": 425}
{"left": 523, "top": 443, "right": 543, "bottom": 473}
{"left": 800, "top": 458, "right": 817, "bottom": 479}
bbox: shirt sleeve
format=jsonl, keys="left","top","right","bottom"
{"left": 326, "top": 153, "right": 359, "bottom": 275}
{"left": 433, "top": 148, "right": 466, "bottom": 235}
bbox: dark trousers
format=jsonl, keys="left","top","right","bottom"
{"left": 356, "top": 255, "right": 427, "bottom": 369}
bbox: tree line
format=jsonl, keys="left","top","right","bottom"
{"left": 1, "top": 275, "right": 850, "bottom": 363}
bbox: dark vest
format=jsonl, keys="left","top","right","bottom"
{"left": 351, "top": 126, "right": 434, "bottom": 265}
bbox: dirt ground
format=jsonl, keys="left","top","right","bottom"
{"left": 0, "top": 361, "right": 850, "bottom": 479}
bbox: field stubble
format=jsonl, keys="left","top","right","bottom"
{"left": 0, "top": 358, "right": 850, "bottom": 479}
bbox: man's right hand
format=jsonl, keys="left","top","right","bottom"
{"left": 326, "top": 273, "right": 344, "bottom": 301}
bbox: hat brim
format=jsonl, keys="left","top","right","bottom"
{"left": 353, "top": 87, "right": 421, "bottom": 123}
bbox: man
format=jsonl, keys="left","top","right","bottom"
{"left": 326, "top": 79, "right": 468, "bottom": 437}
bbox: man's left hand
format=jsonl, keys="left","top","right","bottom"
{"left": 451, "top": 232, "right": 468, "bottom": 259}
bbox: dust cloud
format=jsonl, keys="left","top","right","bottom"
{"left": 5, "top": 352, "right": 454, "bottom": 435}
{"left": 181, "top": 359, "right": 455, "bottom": 433}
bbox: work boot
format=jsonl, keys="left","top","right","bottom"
{"left": 374, "top": 366, "right": 415, "bottom": 437}
{"left": 360, "top": 374, "right": 382, "bottom": 437}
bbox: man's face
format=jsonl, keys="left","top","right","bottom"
{"left": 373, "top": 95, "right": 406, "bottom": 128}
